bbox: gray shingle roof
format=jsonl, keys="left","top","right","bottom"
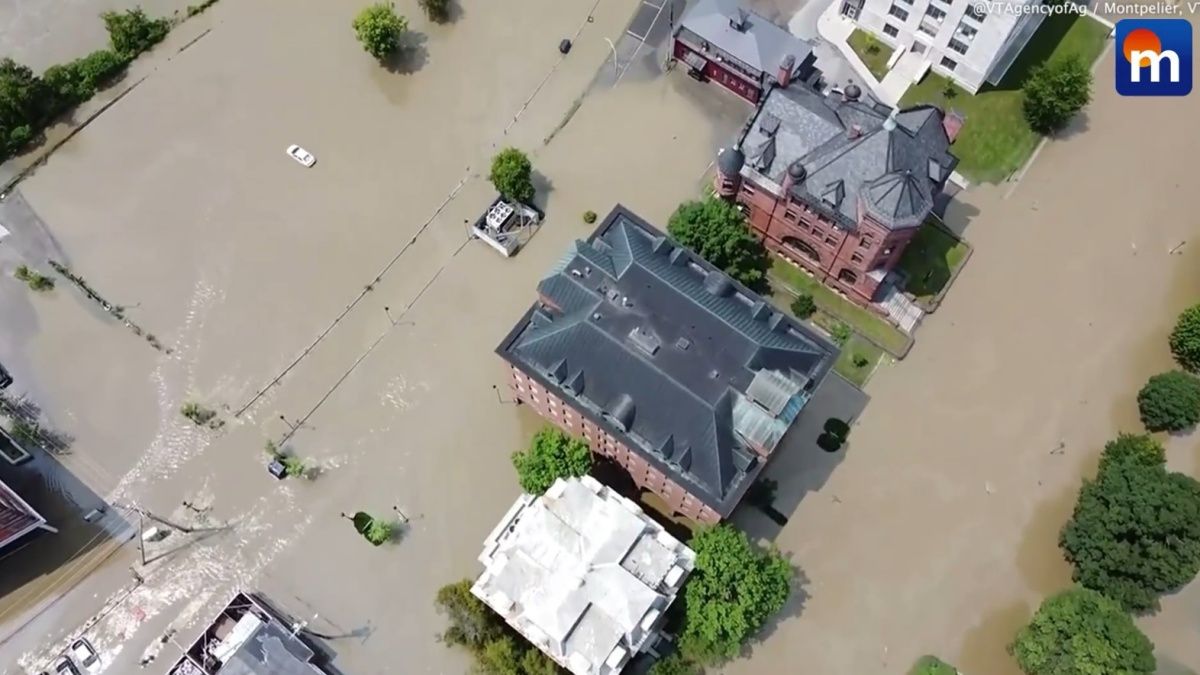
{"left": 497, "top": 207, "right": 836, "bottom": 517}
{"left": 738, "top": 85, "right": 958, "bottom": 230}
{"left": 678, "top": 0, "right": 814, "bottom": 78}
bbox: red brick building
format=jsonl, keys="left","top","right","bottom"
{"left": 497, "top": 207, "right": 836, "bottom": 523}
{"left": 673, "top": 0, "right": 817, "bottom": 104}
{"left": 716, "top": 84, "right": 960, "bottom": 306}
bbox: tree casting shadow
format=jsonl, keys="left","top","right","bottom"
{"left": 382, "top": 32, "right": 429, "bottom": 74}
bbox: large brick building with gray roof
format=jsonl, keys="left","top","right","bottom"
{"left": 497, "top": 206, "right": 836, "bottom": 523}
{"left": 716, "top": 83, "right": 959, "bottom": 307}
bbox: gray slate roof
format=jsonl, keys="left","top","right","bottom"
{"left": 678, "top": 0, "right": 814, "bottom": 78}
{"left": 739, "top": 85, "right": 958, "bottom": 230}
{"left": 497, "top": 207, "right": 836, "bottom": 516}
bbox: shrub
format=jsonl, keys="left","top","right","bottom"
{"left": 14, "top": 265, "right": 55, "bottom": 291}
{"left": 1170, "top": 303, "right": 1200, "bottom": 372}
{"left": 353, "top": 3, "right": 408, "bottom": 60}
{"left": 582, "top": 210, "right": 597, "bottom": 224}
{"left": 102, "top": 8, "right": 171, "bottom": 57}
{"left": 351, "top": 511, "right": 395, "bottom": 545}
{"left": 44, "top": 50, "right": 127, "bottom": 103}
{"left": 830, "top": 321, "right": 851, "bottom": 346}
{"left": 816, "top": 432, "right": 842, "bottom": 452}
{"left": 10, "top": 420, "right": 40, "bottom": 447}
{"left": 668, "top": 198, "right": 769, "bottom": 292}
{"left": 1010, "top": 587, "right": 1155, "bottom": 675}
{"left": 0, "top": 58, "right": 59, "bottom": 158}
{"left": 851, "top": 353, "right": 870, "bottom": 368}
{"left": 1060, "top": 434, "right": 1200, "bottom": 612}
{"left": 281, "top": 455, "right": 308, "bottom": 479}
{"left": 180, "top": 402, "right": 222, "bottom": 428}
{"left": 790, "top": 293, "right": 817, "bottom": 319}
{"left": 511, "top": 427, "right": 591, "bottom": 495}
{"left": 489, "top": 147, "right": 535, "bottom": 204}
{"left": 649, "top": 654, "right": 697, "bottom": 675}
{"left": 823, "top": 417, "right": 850, "bottom": 440}
{"left": 418, "top": 0, "right": 452, "bottom": 22}
{"left": 1137, "top": 370, "right": 1200, "bottom": 432}
{"left": 910, "top": 656, "right": 957, "bottom": 675}
{"left": 1022, "top": 55, "right": 1092, "bottom": 134}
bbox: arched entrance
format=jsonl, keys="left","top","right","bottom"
{"left": 782, "top": 236, "right": 820, "bottom": 263}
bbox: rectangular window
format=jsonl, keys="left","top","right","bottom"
{"left": 851, "top": 252, "right": 864, "bottom": 263}
{"left": 784, "top": 209, "right": 798, "bottom": 222}
{"left": 741, "top": 184, "right": 755, "bottom": 195}
{"left": 883, "top": 23, "right": 899, "bottom": 37}
{"left": 888, "top": 4, "right": 909, "bottom": 20}
{"left": 824, "top": 235, "right": 838, "bottom": 246}
{"left": 965, "top": 4, "right": 985, "bottom": 21}
{"left": 957, "top": 22, "right": 978, "bottom": 39}
{"left": 858, "top": 235, "right": 873, "bottom": 248}
{"left": 924, "top": 5, "right": 946, "bottom": 21}
{"left": 812, "top": 227, "right": 824, "bottom": 238}
{"left": 918, "top": 21, "right": 938, "bottom": 37}
{"left": 947, "top": 38, "right": 968, "bottom": 55}
{"left": 940, "top": 56, "right": 957, "bottom": 70}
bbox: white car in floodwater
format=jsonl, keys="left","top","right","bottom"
{"left": 286, "top": 144, "right": 316, "bottom": 167}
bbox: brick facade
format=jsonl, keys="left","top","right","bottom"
{"left": 725, "top": 175, "right": 917, "bottom": 309}
{"left": 509, "top": 366, "right": 722, "bottom": 525}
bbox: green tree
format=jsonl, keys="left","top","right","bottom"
{"left": 101, "top": 8, "right": 170, "bottom": 57}
{"left": 790, "top": 293, "right": 817, "bottom": 319}
{"left": 511, "top": 427, "right": 591, "bottom": 495}
{"left": 1022, "top": 55, "right": 1092, "bottom": 134}
{"left": 910, "top": 656, "right": 957, "bottom": 675}
{"left": 678, "top": 525, "right": 792, "bottom": 665}
{"left": 353, "top": 3, "right": 408, "bottom": 60}
{"left": 1009, "top": 587, "right": 1155, "bottom": 675}
{"left": 1170, "top": 303, "right": 1200, "bottom": 372}
{"left": 0, "top": 58, "right": 58, "bottom": 157}
{"left": 829, "top": 322, "right": 851, "bottom": 346}
{"left": 648, "top": 654, "right": 696, "bottom": 675}
{"left": 519, "top": 648, "right": 561, "bottom": 675}
{"left": 667, "top": 198, "right": 769, "bottom": 292}
{"left": 419, "top": 0, "right": 452, "bottom": 22}
{"left": 1059, "top": 434, "right": 1200, "bottom": 612}
{"left": 350, "top": 511, "right": 394, "bottom": 545}
{"left": 43, "top": 50, "right": 127, "bottom": 104}
{"left": 435, "top": 579, "right": 506, "bottom": 649}
{"left": 489, "top": 147, "right": 535, "bottom": 204}
{"left": 478, "top": 636, "right": 523, "bottom": 675}
{"left": 1137, "top": 370, "right": 1200, "bottom": 432}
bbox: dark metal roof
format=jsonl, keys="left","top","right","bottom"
{"left": 737, "top": 85, "right": 958, "bottom": 230}
{"left": 497, "top": 206, "right": 836, "bottom": 516}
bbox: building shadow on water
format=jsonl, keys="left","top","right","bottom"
{"left": 0, "top": 445, "right": 131, "bottom": 635}
{"left": 733, "top": 373, "right": 869, "bottom": 542}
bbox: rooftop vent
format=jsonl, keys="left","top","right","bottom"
{"left": 675, "top": 337, "right": 691, "bottom": 350}
{"left": 628, "top": 327, "right": 661, "bottom": 356}
{"left": 847, "top": 124, "right": 863, "bottom": 139}
{"left": 669, "top": 247, "right": 689, "bottom": 266}
{"left": 708, "top": 369, "right": 720, "bottom": 379}
{"left": 703, "top": 272, "right": 734, "bottom": 297}
{"left": 729, "top": 8, "right": 749, "bottom": 31}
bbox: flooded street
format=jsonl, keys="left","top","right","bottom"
{"left": 1, "top": 0, "right": 1198, "bottom": 673}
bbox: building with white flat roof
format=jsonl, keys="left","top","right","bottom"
{"left": 840, "top": 0, "right": 1047, "bottom": 92}
{"left": 472, "top": 476, "right": 696, "bottom": 675}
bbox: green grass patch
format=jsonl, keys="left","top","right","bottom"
{"left": 769, "top": 256, "right": 909, "bottom": 356}
{"left": 847, "top": 29, "right": 893, "bottom": 80}
{"left": 895, "top": 220, "right": 968, "bottom": 301}
{"left": 900, "top": 13, "right": 1110, "bottom": 183}
{"left": 833, "top": 334, "right": 883, "bottom": 388}
{"left": 909, "top": 655, "right": 958, "bottom": 675}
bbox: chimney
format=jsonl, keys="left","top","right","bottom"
{"left": 842, "top": 83, "right": 862, "bottom": 102}
{"left": 882, "top": 107, "right": 898, "bottom": 131}
{"left": 847, "top": 124, "right": 863, "bottom": 139}
{"left": 776, "top": 54, "right": 796, "bottom": 88}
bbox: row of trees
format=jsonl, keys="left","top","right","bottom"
{"left": 0, "top": 8, "right": 170, "bottom": 161}
{"left": 1007, "top": 304, "right": 1200, "bottom": 674}
{"left": 352, "top": 0, "right": 453, "bottom": 62}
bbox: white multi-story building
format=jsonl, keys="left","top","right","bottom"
{"left": 839, "top": 0, "right": 1047, "bottom": 92}
{"left": 472, "top": 476, "right": 696, "bottom": 675}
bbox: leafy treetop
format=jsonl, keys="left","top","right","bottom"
{"left": 102, "top": 8, "right": 170, "bottom": 57}
{"left": 1009, "top": 587, "right": 1155, "bottom": 675}
{"left": 489, "top": 147, "right": 536, "bottom": 204}
{"left": 1022, "top": 55, "right": 1092, "bottom": 135}
{"left": 1170, "top": 303, "right": 1200, "bottom": 372}
{"left": 1059, "top": 434, "right": 1200, "bottom": 612}
{"left": 667, "top": 198, "right": 770, "bottom": 293}
{"left": 678, "top": 525, "right": 792, "bottom": 665}
{"left": 1136, "top": 370, "right": 1200, "bottom": 432}
{"left": 511, "top": 427, "right": 591, "bottom": 495}
{"left": 353, "top": 3, "right": 408, "bottom": 60}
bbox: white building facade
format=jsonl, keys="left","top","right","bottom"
{"left": 472, "top": 476, "right": 696, "bottom": 675}
{"left": 840, "top": 0, "right": 1046, "bottom": 92}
